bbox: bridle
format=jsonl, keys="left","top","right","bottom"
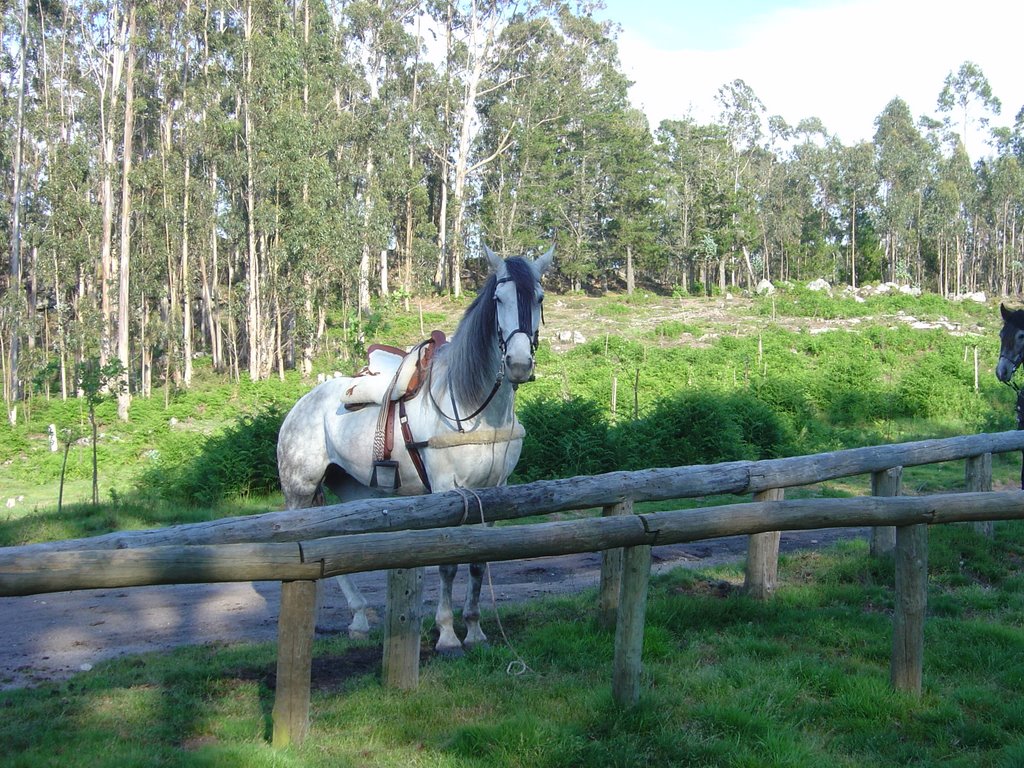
{"left": 999, "top": 320, "right": 1024, "bottom": 393}
{"left": 429, "top": 274, "right": 543, "bottom": 432}
{"left": 494, "top": 274, "right": 543, "bottom": 358}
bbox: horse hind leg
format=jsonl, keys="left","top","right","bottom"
{"left": 463, "top": 562, "right": 489, "bottom": 649}
{"left": 335, "top": 575, "right": 370, "bottom": 636}
{"left": 435, "top": 563, "right": 463, "bottom": 656}
{"left": 284, "top": 478, "right": 371, "bottom": 638}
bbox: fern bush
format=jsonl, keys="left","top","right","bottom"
{"left": 139, "top": 405, "right": 286, "bottom": 505}
{"left": 614, "top": 391, "right": 794, "bottom": 471}
{"left": 514, "top": 397, "right": 616, "bottom": 482}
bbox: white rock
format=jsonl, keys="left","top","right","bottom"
{"left": 807, "top": 278, "right": 831, "bottom": 293}
{"left": 755, "top": 279, "right": 775, "bottom": 295}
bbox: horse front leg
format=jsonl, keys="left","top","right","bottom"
{"left": 463, "top": 561, "right": 489, "bottom": 649}
{"left": 435, "top": 563, "right": 463, "bottom": 655}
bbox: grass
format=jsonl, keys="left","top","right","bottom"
{"left": 3, "top": 524, "right": 1024, "bottom": 766}
{"left": 2, "top": 287, "right": 1024, "bottom": 764}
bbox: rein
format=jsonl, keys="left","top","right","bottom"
{"left": 429, "top": 364, "right": 507, "bottom": 433}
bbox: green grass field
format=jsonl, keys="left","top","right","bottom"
{"left": 2, "top": 287, "right": 1024, "bottom": 766}
{"left": 3, "top": 524, "right": 1024, "bottom": 767}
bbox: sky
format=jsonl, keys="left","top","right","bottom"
{"left": 595, "top": 0, "right": 1024, "bottom": 159}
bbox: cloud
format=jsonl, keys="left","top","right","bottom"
{"left": 616, "top": 0, "right": 1024, "bottom": 157}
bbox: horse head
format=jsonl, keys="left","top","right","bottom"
{"left": 997, "top": 303, "right": 1024, "bottom": 383}
{"left": 484, "top": 244, "right": 554, "bottom": 385}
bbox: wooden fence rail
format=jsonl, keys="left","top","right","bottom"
{"left": 2, "top": 491, "right": 1023, "bottom": 596}
{"left": 7, "top": 430, "right": 1024, "bottom": 559}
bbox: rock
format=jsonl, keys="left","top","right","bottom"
{"left": 755, "top": 279, "right": 775, "bottom": 295}
{"left": 807, "top": 278, "right": 831, "bottom": 293}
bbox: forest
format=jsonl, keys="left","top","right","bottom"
{"left": 3, "top": 0, "right": 1024, "bottom": 423}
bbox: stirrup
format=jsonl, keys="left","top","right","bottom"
{"left": 370, "top": 460, "right": 400, "bottom": 490}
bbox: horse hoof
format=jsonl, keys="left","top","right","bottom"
{"left": 348, "top": 614, "right": 371, "bottom": 637}
{"left": 463, "top": 638, "right": 489, "bottom": 652}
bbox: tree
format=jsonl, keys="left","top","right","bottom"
{"left": 874, "top": 97, "right": 929, "bottom": 283}
{"left": 937, "top": 60, "right": 1001, "bottom": 160}
{"left": 837, "top": 141, "right": 878, "bottom": 287}
{"left": 76, "top": 357, "right": 126, "bottom": 505}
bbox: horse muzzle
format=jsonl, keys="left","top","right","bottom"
{"left": 505, "top": 355, "right": 535, "bottom": 385}
{"left": 997, "top": 356, "right": 1017, "bottom": 383}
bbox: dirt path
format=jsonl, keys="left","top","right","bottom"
{"left": 0, "top": 527, "right": 866, "bottom": 690}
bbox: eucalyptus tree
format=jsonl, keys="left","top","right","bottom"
{"left": 426, "top": 0, "right": 557, "bottom": 297}
{"left": 836, "top": 140, "right": 878, "bottom": 287}
{"left": 539, "top": 8, "right": 642, "bottom": 290}
{"left": 474, "top": 10, "right": 563, "bottom": 257}
{"left": 5, "top": 0, "right": 29, "bottom": 422}
{"left": 474, "top": 3, "right": 653, "bottom": 290}
{"left": 655, "top": 118, "right": 731, "bottom": 292}
{"left": 977, "top": 152, "right": 1023, "bottom": 295}
{"left": 714, "top": 78, "right": 766, "bottom": 291}
{"left": 874, "top": 97, "right": 929, "bottom": 284}
{"left": 605, "top": 107, "right": 662, "bottom": 293}
{"left": 937, "top": 60, "right": 1001, "bottom": 162}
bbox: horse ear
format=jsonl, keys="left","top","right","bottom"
{"left": 533, "top": 244, "right": 554, "bottom": 277}
{"left": 483, "top": 243, "right": 503, "bottom": 273}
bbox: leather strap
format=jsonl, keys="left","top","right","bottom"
{"left": 400, "top": 399, "right": 432, "bottom": 493}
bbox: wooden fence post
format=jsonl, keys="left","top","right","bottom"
{"left": 744, "top": 488, "right": 784, "bottom": 599}
{"left": 382, "top": 567, "right": 424, "bottom": 690}
{"left": 599, "top": 500, "right": 632, "bottom": 628}
{"left": 612, "top": 543, "right": 652, "bottom": 706}
{"left": 891, "top": 524, "right": 928, "bottom": 696}
{"left": 870, "top": 466, "right": 902, "bottom": 557}
{"left": 272, "top": 579, "right": 318, "bottom": 748}
{"left": 965, "top": 453, "right": 994, "bottom": 538}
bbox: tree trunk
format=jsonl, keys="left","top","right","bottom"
{"left": 358, "top": 153, "right": 374, "bottom": 316}
{"left": 7, "top": 0, "right": 29, "bottom": 424}
{"left": 116, "top": 4, "right": 137, "bottom": 421}
{"left": 181, "top": 157, "right": 193, "bottom": 387}
{"left": 98, "top": 9, "right": 128, "bottom": 367}
{"left": 244, "top": 0, "right": 261, "bottom": 380}
{"left": 625, "top": 245, "right": 635, "bottom": 295}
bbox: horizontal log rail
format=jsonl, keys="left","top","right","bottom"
{"left": 7, "top": 430, "right": 1024, "bottom": 560}
{"left": 4, "top": 490, "right": 1024, "bottom": 596}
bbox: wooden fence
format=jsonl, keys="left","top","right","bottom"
{"left": 3, "top": 430, "right": 1024, "bottom": 746}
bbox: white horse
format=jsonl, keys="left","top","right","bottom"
{"left": 277, "top": 245, "right": 553, "bottom": 654}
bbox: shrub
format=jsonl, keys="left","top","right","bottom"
{"left": 139, "top": 404, "right": 286, "bottom": 505}
{"left": 514, "top": 397, "right": 616, "bottom": 482}
{"left": 613, "top": 391, "right": 794, "bottom": 471}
